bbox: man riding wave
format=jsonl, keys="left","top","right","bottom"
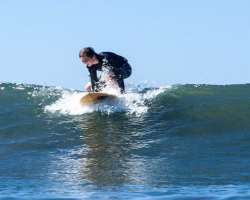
{"left": 79, "top": 47, "right": 132, "bottom": 93}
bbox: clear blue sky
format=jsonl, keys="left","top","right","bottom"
{"left": 0, "top": 0, "right": 249, "bottom": 89}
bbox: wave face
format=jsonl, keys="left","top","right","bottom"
{"left": 1, "top": 82, "right": 250, "bottom": 199}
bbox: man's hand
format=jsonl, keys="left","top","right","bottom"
{"left": 84, "top": 82, "right": 92, "bottom": 92}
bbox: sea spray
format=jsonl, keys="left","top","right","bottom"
{"left": 44, "top": 86, "right": 168, "bottom": 116}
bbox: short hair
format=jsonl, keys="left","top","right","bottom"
{"left": 79, "top": 47, "right": 96, "bottom": 58}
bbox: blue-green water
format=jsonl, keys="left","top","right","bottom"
{"left": 1, "top": 82, "right": 250, "bottom": 199}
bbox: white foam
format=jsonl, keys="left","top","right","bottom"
{"left": 44, "top": 86, "right": 170, "bottom": 116}
{"left": 15, "top": 85, "right": 25, "bottom": 90}
{"left": 122, "top": 86, "right": 168, "bottom": 116}
{"left": 44, "top": 91, "right": 94, "bottom": 115}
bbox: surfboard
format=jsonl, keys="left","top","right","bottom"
{"left": 80, "top": 92, "right": 118, "bottom": 106}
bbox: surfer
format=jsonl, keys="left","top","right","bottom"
{"left": 79, "top": 47, "right": 132, "bottom": 93}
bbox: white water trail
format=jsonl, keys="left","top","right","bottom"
{"left": 44, "top": 85, "right": 170, "bottom": 116}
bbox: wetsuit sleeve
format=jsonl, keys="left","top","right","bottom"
{"left": 88, "top": 67, "right": 98, "bottom": 92}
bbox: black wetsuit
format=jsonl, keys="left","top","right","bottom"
{"left": 87, "top": 52, "right": 132, "bottom": 93}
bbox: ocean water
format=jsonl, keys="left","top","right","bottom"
{"left": 1, "top": 82, "right": 250, "bottom": 199}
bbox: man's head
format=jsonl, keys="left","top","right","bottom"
{"left": 79, "top": 47, "right": 99, "bottom": 67}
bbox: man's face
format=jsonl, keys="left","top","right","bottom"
{"left": 79, "top": 54, "right": 98, "bottom": 67}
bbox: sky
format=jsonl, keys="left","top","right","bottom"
{"left": 0, "top": 0, "right": 249, "bottom": 90}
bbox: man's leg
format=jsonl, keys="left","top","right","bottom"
{"left": 116, "top": 78, "right": 125, "bottom": 93}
